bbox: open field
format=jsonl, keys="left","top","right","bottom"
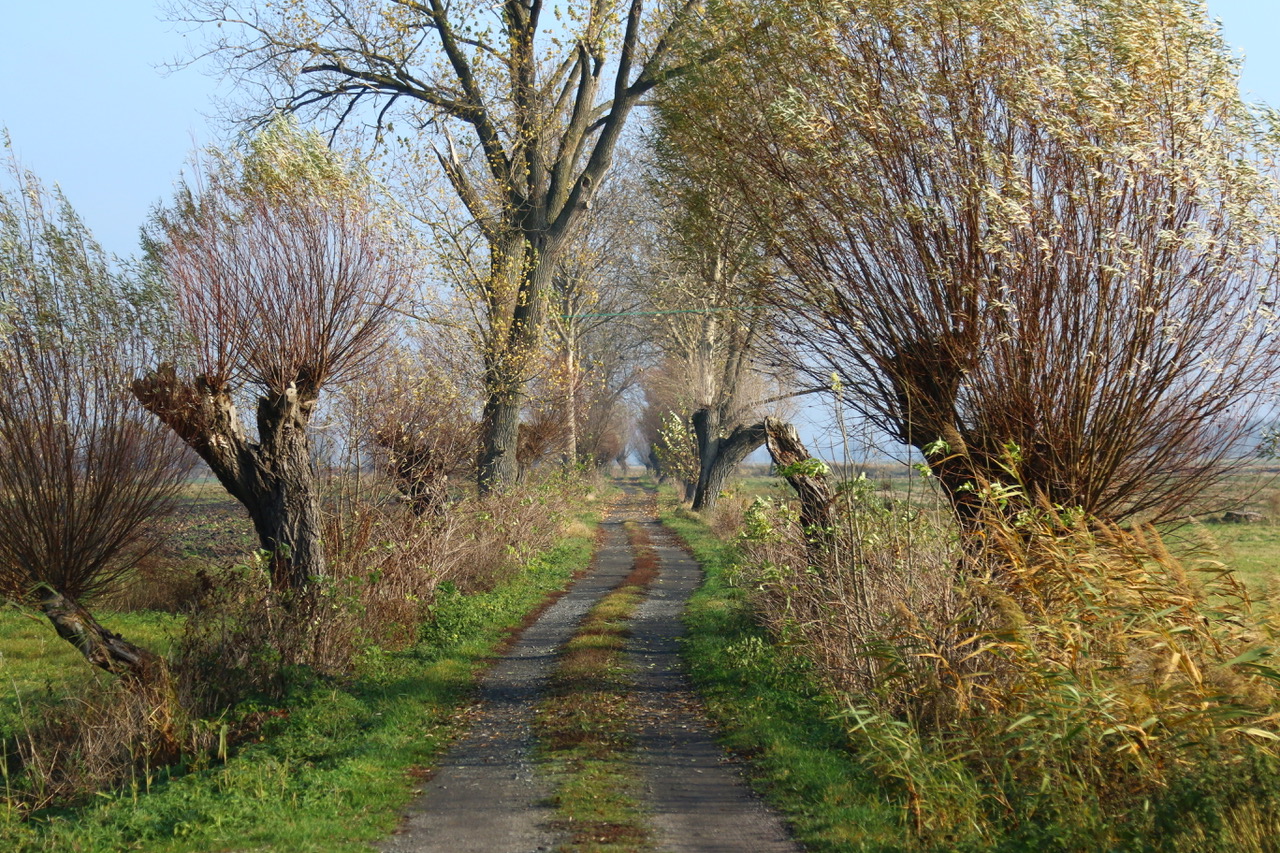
{"left": 733, "top": 462, "right": 1280, "bottom": 596}
{"left": 154, "top": 479, "right": 258, "bottom": 564}
{"left": 1196, "top": 521, "right": 1280, "bottom": 593}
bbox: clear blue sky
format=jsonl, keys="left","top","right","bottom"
{"left": 0, "top": 1, "right": 1277, "bottom": 258}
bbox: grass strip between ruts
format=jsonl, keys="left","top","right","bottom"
{"left": 534, "top": 521, "right": 660, "bottom": 853}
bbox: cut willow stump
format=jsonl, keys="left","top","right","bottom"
{"left": 764, "top": 417, "right": 835, "bottom": 540}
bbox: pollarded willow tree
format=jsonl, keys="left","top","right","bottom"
{"left": 178, "top": 0, "right": 746, "bottom": 492}
{"left": 0, "top": 149, "right": 191, "bottom": 684}
{"left": 662, "top": 0, "right": 1280, "bottom": 525}
{"left": 133, "top": 120, "right": 415, "bottom": 591}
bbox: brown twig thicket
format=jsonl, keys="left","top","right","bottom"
{"left": 659, "top": 0, "right": 1280, "bottom": 527}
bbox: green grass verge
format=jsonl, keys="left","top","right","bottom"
{"left": 659, "top": 495, "right": 913, "bottom": 852}
{"left": 1196, "top": 520, "right": 1280, "bottom": 594}
{"left": 0, "top": 528, "right": 599, "bottom": 852}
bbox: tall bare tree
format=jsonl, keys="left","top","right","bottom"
{"left": 0, "top": 148, "right": 190, "bottom": 684}
{"left": 546, "top": 166, "right": 647, "bottom": 469}
{"left": 661, "top": 0, "right": 1280, "bottom": 525}
{"left": 178, "top": 0, "right": 738, "bottom": 492}
{"left": 133, "top": 119, "right": 414, "bottom": 590}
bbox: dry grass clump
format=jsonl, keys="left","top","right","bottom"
{"left": 99, "top": 555, "right": 208, "bottom": 614}
{"left": 707, "top": 491, "right": 752, "bottom": 541}
{"left": 736, "top": 479, "right": 961, "bottom": 704}
{"left": 173, "top": 478, "right": 580, "bottom": 711}
{"left": 1, "top": 678, "right": 195, "bottom": 815}
{"left": 736, "top": 480, "right": 1280, "bottom": 848}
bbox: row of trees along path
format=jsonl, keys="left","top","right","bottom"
{"left": 380, "top": 483, "right": 796, "bottom": 853}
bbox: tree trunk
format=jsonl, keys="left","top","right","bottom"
{"left": 764, "top": 417, "right": 835, "bottom": 536}
{"left": 646, "top": 446, "right": 662, "bottom": 478}
{"left": 888, "top": 337, "right": 985, "bottom": 529}
{"left": 564, "top": 342, "right": 578, "bottom": 468}
{"left": 133, "top": 366, "right": 325, "bottom": 591}
{"left": 906, "top": 421, "right": 985, "bottom": 531}
{"left": 248, "top": 389, "right": 326, "bottom": 590}
{"left": 478, "top": 380, "right": 523, "bottom": 492}
{"left": 691, "top": 407, "right": 767, "bottom": 512}
{"left": 38, "top": 586, "right": 166, "bottom": 686}
{"left": 478, "top": 233, "right": 557, "bottom": 494}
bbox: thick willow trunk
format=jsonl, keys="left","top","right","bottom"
{"left": 690, "top": 407, "right": 767, "bottom": 513}
{"left": 478, "top": 381, "right": 523, "bottom": 493}
{"left": 133, "top": 366, "right": 325, "bottom": 591}
{"left": 246, "top": 389, "right": 326, "bottom": 590}
{"left": 764, "top": 417, "right": 835, "bottom": 536}
{"left": 888, "top": 336, "right": 985, "bottom": 530}
{"left": 38, "top": 587, "right": 166, "bottom": 685}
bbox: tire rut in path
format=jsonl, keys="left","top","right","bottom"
{"left": 627, "top": 523, "right": 798, "bottom": 853}
{"left": 381, "top": 494, "right": 799, "bottom": 853}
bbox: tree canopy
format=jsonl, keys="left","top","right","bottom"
{"left": 177, "top": 0, "right": 743, "bottom": 490}
{"left": 135, "top": 119, "right": 415, "bottom": 589}
{"left": 657, "top": 0, "right": 1280, "bottom": 523}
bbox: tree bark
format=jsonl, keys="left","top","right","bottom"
{"left": 478, "top": 376, "right": 524, "bottom": 493}
{"left": 38, "top": 586, "right": 166, "bottom": 686}
{"left": 646, "top": 446, "right": 662, "bottom": 478}
{"left": 564, "top": 341, "right": 578, "bottom": 468}
{"left": 247, "top": 389, "right": 326, "bottom": 590}
{"left": 478, "top": 233, "right": 558, "bottom": 493}
{"left": 133, "top": 365, "right": 325, "bottom": 591}
{"left": 764, "top": 417, "right": 835, "bottom": 536}
{"left": 690, "top": 407, "right": 767, "bottom": 512}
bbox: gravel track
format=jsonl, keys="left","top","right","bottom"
{"left": 627, "top": 524, "right": 799, "bottom": 853}
{"left": 380, "top": 488, "right": 798, "bottom": 853}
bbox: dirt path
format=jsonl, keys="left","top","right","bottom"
{"left": 627, "top": 524, "right": 798, "bottom": 853}
{"left": 380, "top": 487, "right": 798, "bottom": 853}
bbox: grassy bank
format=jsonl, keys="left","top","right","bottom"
{"left": 0, "top": 520, "right": 600, "bottom": 851}
{"left": 664, "top": 483, "right": 1280, "bottom": 852}
{"left": 1199, "top": 520, "right": 1280, "bottom": 593}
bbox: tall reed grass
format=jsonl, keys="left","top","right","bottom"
{"left": 734, "top": 476, "right": 1280, "bottom": 849}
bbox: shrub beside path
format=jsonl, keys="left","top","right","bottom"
{"left": 380, "top": 485, "right": 798, "bottom": 852}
